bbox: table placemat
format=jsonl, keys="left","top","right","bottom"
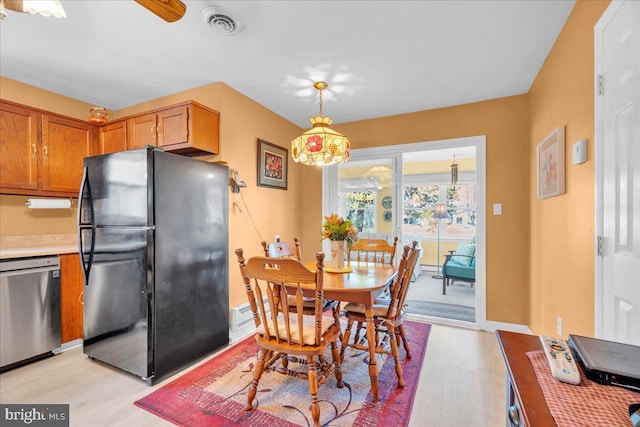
{"left": 527, "top": 350, "right": 638, "bottom": 427}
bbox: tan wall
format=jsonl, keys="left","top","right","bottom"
{"left": 302, "top": 95, "right": 530, "bottom": 324}
{"left": 0, "top": 78, "right": 302, "bottom": 309}
{"left": 528, "top": 0, "right": 610, "bottom": 338}
{"left": 0, "top": 76, "right": 94, "bottom": 121}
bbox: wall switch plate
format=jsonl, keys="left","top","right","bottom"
{"left": 493, "top": 203, "right": 502, "bottom": 215}
{"left": 557, "top": 316, "right": 563, "bottom": 336}
{"left": 572, "top": 139, "right": 587, "bottom": 164}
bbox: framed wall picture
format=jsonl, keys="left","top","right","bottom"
{"left": 537, "top": 126, "right": 565, "bottom": 199}
{"left": 257, "top": 139, "right": 288, "bottom": 190}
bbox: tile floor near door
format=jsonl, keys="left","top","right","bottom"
{"left": 0, "top": 324, "right": 505, "bottom": 427}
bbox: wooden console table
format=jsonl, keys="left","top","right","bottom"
{"left": 496, "top": 330, "right": 557, "bottom": 427}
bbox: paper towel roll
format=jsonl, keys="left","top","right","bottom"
{"left": 25, "top": 198, "right": 72, "bottom": 209}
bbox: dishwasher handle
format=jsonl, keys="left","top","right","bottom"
{"left": 0, "top": 265, "right": 60, "bottom": 277}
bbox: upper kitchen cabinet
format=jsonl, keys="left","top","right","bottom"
{"left": 99, "top": 121, "right": 128, "bottom": 154}
{"left": 0, "top": 99, "right": 96, "bottom": 197}
{"left": 41, "top": 114, "right": 94, "bottom": 194}
{"left": 151, "top": 101, "right": 220, "bottom": 155}
{"left": 97, "top": 101, "right": 220, "bottom": 156}
{"left": 0, "top": 102, "right": 39, "bottom": 191}
{"left": 128, "top": 113, "right": 156, "bottom": 150}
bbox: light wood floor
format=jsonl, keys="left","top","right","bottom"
{"left": 0, "top": 323, "right": 506, "bottom": 427}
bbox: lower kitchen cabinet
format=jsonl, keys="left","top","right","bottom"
{"left": 59, "top": 253, "right": 84, "bottom": 343}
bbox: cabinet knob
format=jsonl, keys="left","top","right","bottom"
{"left": 150, "top": 124, "right": 155, "bottom": 136}
{"left": 43, "top": 146, "right": 49, "bottom": 161}
{"left": 508, "top": 405, "right": 520, "bottom": 426}
{"left": 157, "top": 123, "right": 162, "bottom": 137}
{"left": 32, "top": 144, "right": 37, "bottom": 158}
{"left": 79, "top": 291, "right": 84, "bottom": 306}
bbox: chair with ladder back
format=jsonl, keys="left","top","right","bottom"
{"left": 235, "top": 249, "right": 343, "bottom": 427}
{"left": 339, "top": 241, "right": 420, "bottom": 388}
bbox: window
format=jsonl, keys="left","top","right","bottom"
{"left": 402, "top": 182, "right": 476, "bottom": 237}
{"left": 341, "top": 191, "right": 376, "bottom": 233}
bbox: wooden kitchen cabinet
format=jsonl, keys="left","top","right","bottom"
{"left": 0, "top": 101, "right": 39, "bottom": 191}
{"left": 59, "top": 253, "right": 84, "bottom": 343}
{"left": 0, "top": 99, "right": 96, "bottom": 197}
{"left": 97, "top": 101, "right": 219, "bottom": 156}
{"left": 41, "top": 114, "right": 94, "bottom": 194}
{"left": 158, "top": 101, "right": 219, "bottom": 155}
{"left": 128, "top": 113, "right": 157, "bottom": 150}
{"left": 99, "top": 120, "right": 128, "bottom": 154}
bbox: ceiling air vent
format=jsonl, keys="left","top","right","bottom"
{"left": 200, "top": 6, "right": 243, "bottom": 35}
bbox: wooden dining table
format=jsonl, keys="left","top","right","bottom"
{"left": 300, "top": 261, "right": 397, "bottom": 403}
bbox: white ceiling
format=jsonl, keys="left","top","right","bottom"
{"left": 0, "top": 0, "right": 575, "bottom": 128}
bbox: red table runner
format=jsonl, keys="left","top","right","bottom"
{"left": 527, "top": 350, "right": 638, "bottom": 427}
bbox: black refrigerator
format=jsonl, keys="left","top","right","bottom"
{"left": 78, "top": 147, "right": 228, "bottom": 384}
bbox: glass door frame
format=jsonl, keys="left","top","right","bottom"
{"left": 323, "top": 135, "right": 487, "bottom": 330}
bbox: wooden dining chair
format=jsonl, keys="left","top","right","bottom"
{"left": 235, "top": 249, "right": 343, "bottom": 427}
{"left": 262, "top": 238, "right": 342, "bottom": 329}
{"left": 339, "top": 241, "right": 420, "bottom": 388}
{"left": 348, "top": 236, "right": 399, "bottom": 265}
{"left": 261, "top": 238, "right": 302, "bottom": 261}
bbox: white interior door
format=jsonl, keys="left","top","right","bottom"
{"left": 596, "top": 0, "right": 640, "bottom": 345}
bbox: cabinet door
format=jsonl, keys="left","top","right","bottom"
{"left": 99, "top": 121, "right": 127, "bottom": 154}
{"left": 157, "top": 105, "right": 188, "bottom": 148}
{"left": 0, "top": 102, "right": 39, "bottom": 190}
{"left": 60, "top": 253, "right": 84, "bottom": 343}
{"left": 128, "top": 113, "right": 157, "bottom": 150}
{"left": 41, "top": 115, "right": 94, "bottom": 194}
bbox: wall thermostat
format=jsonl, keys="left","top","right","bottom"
{"left": 572, "top": 139, "right": 587, "bottom": 165}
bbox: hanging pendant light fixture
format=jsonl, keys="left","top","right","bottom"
{"left": 0, "top": 0, "right": 67, "bottom": 19}
{"left": 451, "top": 155, "right": 458, "bottom": 186}
{"left": 291, "top": 82, "right": 350, "bottom": 167}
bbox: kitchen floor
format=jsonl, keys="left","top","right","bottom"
{"left": 0, "top": 323, "right": 506, "bottom": 427}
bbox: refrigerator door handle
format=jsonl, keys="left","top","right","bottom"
{"left": 78, "top": 167, "right": 94, "bottom": 227}
{"left": 78, "top": 167, "right": 95, "bottom": 285}
{"left": 78, "top": 228, "right": 95, "bottom": 286}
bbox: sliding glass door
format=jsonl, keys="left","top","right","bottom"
{"left": 323, "top": 136, "right": 486, "bottom": 330}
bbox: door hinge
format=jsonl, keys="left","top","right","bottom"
{"left": 596, "top": 74, "right": 604, "bottom": 96}
{"left": 597, "top": 236, "right": 604, "bottom": 256}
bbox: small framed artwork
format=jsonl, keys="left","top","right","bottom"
{"left": 257, "top": 139, "right": 288, "bottom": 190}
{"left": 537, "top": 126, "right": 565, "bottom": 199}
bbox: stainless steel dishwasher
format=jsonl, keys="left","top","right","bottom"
{"left": 0, "top": 256, "right": 61, "bottom": 371}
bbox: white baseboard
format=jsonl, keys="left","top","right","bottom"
{"left": 229, "top": 325, "right": 256, "bottom": 344}
{"left": 485, "top": 321, "right": 532, "bottom": 334}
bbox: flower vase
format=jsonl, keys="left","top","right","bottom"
{"left": 328, "top": 240, "right": 346, "bottom": 270}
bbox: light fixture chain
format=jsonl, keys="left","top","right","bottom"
{"left": 319, "top": 87, "right": 323, "bottom": 116}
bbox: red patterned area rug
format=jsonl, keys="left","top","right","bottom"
{"left": 135, "top": 320, "right": 431, "bottom": 427}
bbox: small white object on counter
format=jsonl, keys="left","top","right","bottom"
{"left": 25, "top": 198, "right": 71, "bottom": 209}
{"left": 539, "top": 335, "right": 581, "bottom": 385}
